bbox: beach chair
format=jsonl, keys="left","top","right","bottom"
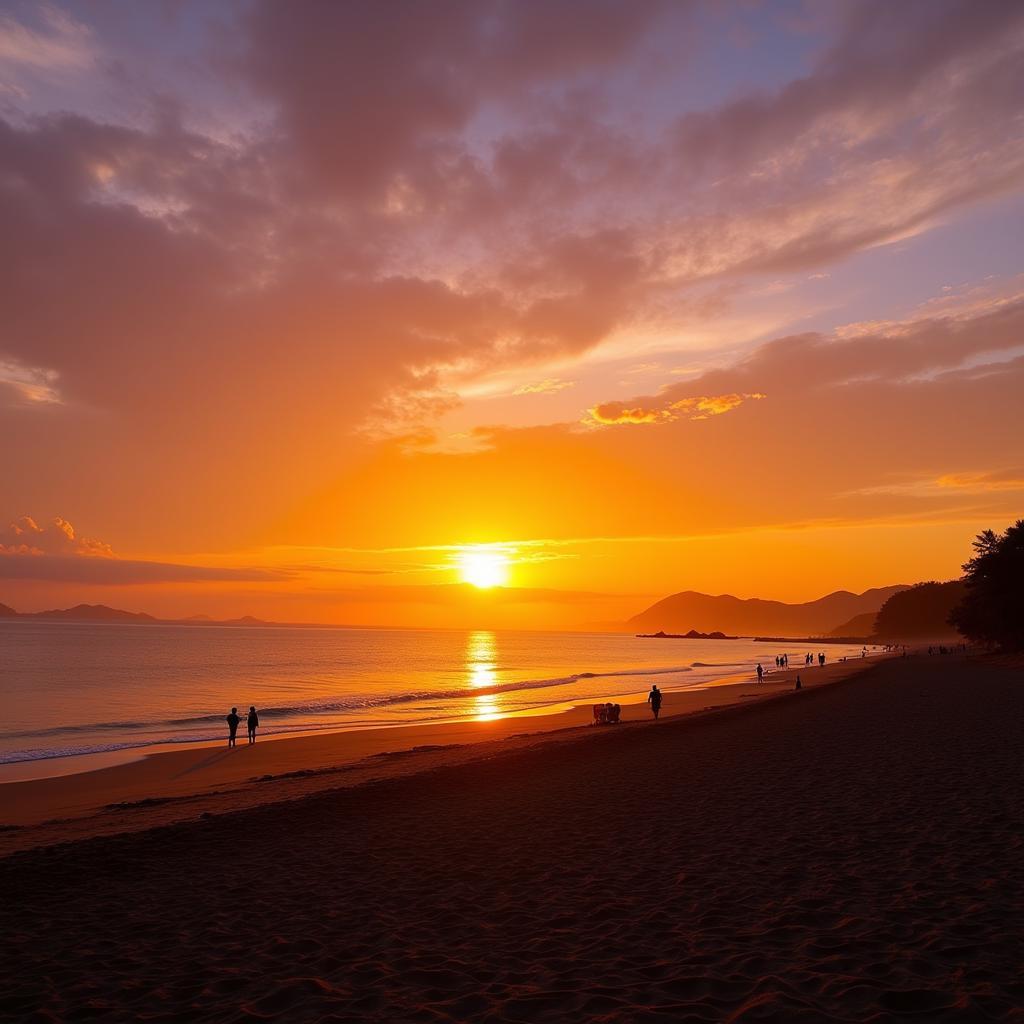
{"left": 592, "top": 704, "right": 608, "bottom": 725}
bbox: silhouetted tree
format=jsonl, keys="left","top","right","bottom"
{"left": 874, "top": 580, "right": 965, "bottom": 639}
{"left": 949, "top": 521, "right": 1024, "bottom": 651}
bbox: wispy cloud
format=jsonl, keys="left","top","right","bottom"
{"left": 512, "top": 378, "right": 576, "bottom": 395}
{"left": 588, "top": 392, "right": 766, "bottom": 426}
{"left": 0, "top": 359, "right": 61, "bottom": 405}
{"left": 0, "top": 3, "right": 95, "bottom": 71}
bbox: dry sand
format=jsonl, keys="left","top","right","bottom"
{"left": 2, "top": 654, "right": 1021, "bottom": 1022}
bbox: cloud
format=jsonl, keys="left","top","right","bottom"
{"left": 0, "top": 554, "right": 291, "bottom": 584}
{"left": 0, "top": 515, "right": 294, "bottom": 582}
{"left": 0, "top": 358, "right": 61, "bottom": 405}
{"left": 0, "top": 3, "right": 95, "bottom": 71}
{"left": 936, "top": 470, "right": 1024, "bottom": 493}
{"left": 589, "top": 392, "right": 765, "bottom": 426}
{"left": 1, "top": 0, "right": 1024, "bottom": 558}
{"left": 236, "top": 0, "right": 672, "bottom": 201}
{"left": 0, "top": 515, "right": 111, "bottom": 556}
{"left": 513, "top": 378, "right": 576, "bottom": 395}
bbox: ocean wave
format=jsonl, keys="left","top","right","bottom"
{"left": 0, "top": 663, "right": 698, "bottom": 761}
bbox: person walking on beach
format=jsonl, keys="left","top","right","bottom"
{"left": 226, "top": 707, "right": 240, "bottom": 748}
{"left": 647, "top": 684, "right": 663, "bottom": 720}
{"left": 756, "top": 662, "right": 764, "bottom": 683}
{"left": 247, "top": 705, "right": 259, "bottom": 744}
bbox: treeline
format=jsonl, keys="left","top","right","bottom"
{"left": 874, "top": 581, "right": 966, "bottom": 639}
{"left": 873, "top": 520, "right": 1023, "bottom": 651}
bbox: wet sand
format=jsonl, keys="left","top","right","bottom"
{"left": 2, "top": 654, "right": 1021, "bottom": 1021}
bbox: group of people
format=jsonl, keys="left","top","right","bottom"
{"left": 592, "top": 701, "right": 623, "bottom": 725}
{"left": 225, "top": 706, "right": 259, "bottom": 746}
{"left": 756, "top": 652, "right": 828, "bottom": 682}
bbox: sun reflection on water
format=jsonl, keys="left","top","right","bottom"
{"left": 466, "top": 630, "right": 503, "bottom": 721}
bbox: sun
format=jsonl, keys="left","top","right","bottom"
{"left": 457, "top": 547, "right": 510, "bottom": 588}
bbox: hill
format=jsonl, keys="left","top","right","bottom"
{"left": 23, "top": 603, "right": 158, "bottom": 624}
{"left": 874, "top": 581, "right": 966, "bottom": 639}
{"left": 824, "top": 611, "right": 878, "bottom": 638}
{"left": 628, "top": 585, "right": 909, "bottom": 637}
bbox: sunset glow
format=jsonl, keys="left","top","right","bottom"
{"left": 457, "top": 549, "right": 511, "bottom": 590}
{"left": 0, "top": 1, "right": 1020, "bottom": 630}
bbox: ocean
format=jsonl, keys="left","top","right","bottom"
{"left": 1, "top": 620, "right": 876, "bottom": 776}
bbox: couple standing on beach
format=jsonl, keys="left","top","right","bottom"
{"left": 226, "top": 706, "right": 259, "bottom": 747}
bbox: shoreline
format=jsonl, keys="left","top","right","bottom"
{"left": 0, "top": 656, "right": 885, "bottom": 853}
{"left": 0, "top": 649, "right": 885, "bottom": 784}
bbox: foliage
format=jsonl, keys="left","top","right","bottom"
{"left": 949, "top": 521, "right": 1024, "bottom": 651}
{"left": 874, "top": 580, "right": 966, "bottom": 639}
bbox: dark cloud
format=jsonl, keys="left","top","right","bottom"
{"left": 0, "top": 554, "right": 290, "bottom": 584}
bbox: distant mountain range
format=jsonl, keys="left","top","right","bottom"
{"left": 0, "top": 603, "right": 273, "bottom": 626}
{"left": 627, "top": 585, "right": 910, "bottom": 638}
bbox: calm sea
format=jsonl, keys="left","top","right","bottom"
{"left": 1, "top": 621, "right": 876, "bottom": 774}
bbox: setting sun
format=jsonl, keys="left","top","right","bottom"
{"left": 457, "top": 548, "right": 511, "bottom": 588}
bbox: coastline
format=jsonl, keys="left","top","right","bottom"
{"left": 0, "top": 656, "right": 883, "bottom": 853}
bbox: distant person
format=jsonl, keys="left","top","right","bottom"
{"left": 226, "top": 707, "right": 240, "bottom": 747}
{"left": 795, "top": 675, "right": 802, "bottom": 691}
{"left": 247, "top": 705, "right": 259, "bottom": 744}
{"left": 647, "top": 684, "right": 663, "bottom": 720}
{"left": 609, "top": 703, "right": 621, "bottom": 725}
{"left": 756, "top": 662, "right": 764, "bottom": 683}
{"left": 818, "top": 652, "right": 825, "bottom": 667}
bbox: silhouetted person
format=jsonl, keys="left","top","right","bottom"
{"left": 756, "top": 662, "right": 764, "bottom": 683}
{"left": 247, "top": 705, "right": 259, "bottom": 744}
{"left": 818, "top": 652, "right": 825, "bottom": 666}
{"left": 647, "top": 684, "right": 663, "bottom": 720}
{"left": 226, "top": 707, "right": 240, "bottom": 747}
{"left": 795, "top": 675, "right": 802, "bottom": 691}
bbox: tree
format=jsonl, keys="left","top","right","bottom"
{"left": 949, "top": 521, "right": 1024, "bottom": 651}
{"left": 874, "top": 580, "right": 965, "bottom": 639}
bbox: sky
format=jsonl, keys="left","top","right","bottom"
{"left": 1, "top": 0, "right": 1022, "bottom": 628}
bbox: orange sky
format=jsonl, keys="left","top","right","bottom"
{"left": 1, "top": 1, "right": 1022, "bottom": 627}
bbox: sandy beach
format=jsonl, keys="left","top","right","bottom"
{"left": 2, "top": 653, "right": 1022, "bottom": 1022}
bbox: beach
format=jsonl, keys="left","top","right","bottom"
{"left": 2, "top": 653, "right": 1021, "bottom": 1021}
{"left": 0, "top": 657, "right": 868, "bottom": 848}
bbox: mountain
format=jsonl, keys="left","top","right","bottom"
{"left": 0, "top": 602, "right": 281, "bottom": 627}
{"left": 627, "top": 585, "right": 910, "bottom": 637}
{"left": 824, "top": 611, "right": 878, "bottom": 638}
{"left": 24, "top": 603, "right": 158, "bottom": 623}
